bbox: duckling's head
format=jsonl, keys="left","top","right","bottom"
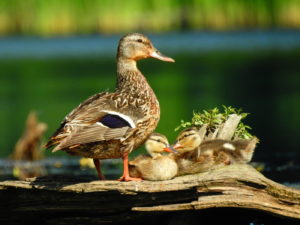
{"left": 145, "top": 133, "right": 169, "bottom": 158}
{"left": 172, "top": 127, "right": 202, "bottom": 152}
{"left": 117, "top": 33, "right": 174, "bottom": 62}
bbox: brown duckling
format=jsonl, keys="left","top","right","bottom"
{"left": 129, "top": 133, "right": 178, "bottom": 181}
{"left": 45, "top": 33, "right": 174, "bottom": 181}
{"left": 166, "top": 127, "right": 258, "bottom": 176}
{"left": 171, "top": 127, "right": 203, "bottom": 153}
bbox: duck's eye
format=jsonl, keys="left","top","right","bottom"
{"left": 156, "top": 139, "right": 161, "bottom": 143}
{"left": 184, "top": 134, "right": 190, "bottom": 138}
{"left": 137, "top": 39, "right": 143, "bottom": 43}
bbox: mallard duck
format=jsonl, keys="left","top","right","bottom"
{"left": 129, "top": 133, "right": 178, "bottom": 181}
{"left": 166, "top": 127, "right": 258, "bottom": 175}
{"left": 45, "top": 33, "right": 175, "bottom": 181}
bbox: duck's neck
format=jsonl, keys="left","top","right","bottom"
{"left": 116, "top": 58, "right": 151, "bottom": 93}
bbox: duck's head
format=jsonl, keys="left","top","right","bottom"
{"left": 170, "top": 127, "right": 202, "bottom": 153}
{"left": 117, "top": 33, "right": 174, "bottom": 62}
{"left": 145, "top": 133, "right": 171, "bottom": 158}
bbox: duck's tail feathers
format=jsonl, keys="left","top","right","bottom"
{"left": 44, "top": 137, "right": 63, "bottom": 151}
{"left": 242, "top": 137, "right": 259, "bottom": 162}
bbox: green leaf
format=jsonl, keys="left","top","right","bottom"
{"left": 175, "top": 105, "right": 253, "bottom": 139}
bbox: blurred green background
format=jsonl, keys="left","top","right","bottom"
{"left": 1, "top": 0, "right": 300, "bottom": 35}
{"left": 1, "top": 0, "right": 300, "bottom": 164}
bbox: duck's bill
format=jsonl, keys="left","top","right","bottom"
{"left": 163, "top": 145, "right": 178, "bottom": 153}
{"left": 172, "top": 142, "right": 183, "bottom": 150}
{"left": 150, "top": 50, "right": 175, "bottom": 63}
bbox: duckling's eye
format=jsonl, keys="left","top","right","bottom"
{"left": 156, "top": 139, "right": 161, "bottom": 143}
{"left": 184, "top": 134, "right": 189, "bottom": 138}
{"left": 137, "top": 39, "right": 143, "bottom": 43}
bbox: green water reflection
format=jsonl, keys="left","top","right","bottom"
{"left": 1, "top": 50, "right": 300, "bottom": 160}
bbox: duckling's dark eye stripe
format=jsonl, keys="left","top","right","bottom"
{"left": 161, "top": 141, "right": 168, "bottom": 146}
{"left": 149, "top": 138, "right": 168, "bottom": 146}
{"left": 178, "top": 133, "right": 193, "bottom": 141}
{"left": 149, "top": 138, "right": 158, "bottom": 142}
{"left": 160, "top": 140, "right": 168, "bottom": 145}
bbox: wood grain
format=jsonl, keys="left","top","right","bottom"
{"left": 1, "top": 164, "right": 299, "bottom": 224}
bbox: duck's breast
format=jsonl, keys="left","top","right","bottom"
{"left": 147, "top": 157, "right": 177, "bottom": 181}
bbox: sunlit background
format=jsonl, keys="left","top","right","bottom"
{"left": 1, "top": 0, "right": 300, "bottom": 182}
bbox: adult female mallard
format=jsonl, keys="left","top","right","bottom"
{"left": 129, "top": 133, "right": 177, "bottom": 181}
{"left": 45, "top": 33, "right": 174, "bottom": 181}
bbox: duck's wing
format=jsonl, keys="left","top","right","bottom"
{"left": 52, "top": 123, "right": 131, "bottom": 152}
{"left": 51, "top": 111, "right": 136, "bottom": 152}
{"left": 45, "top": 92, "right": 139, "bottom": 151}
{"left": 45, "top": 92, "right": 110, "bottom": 147}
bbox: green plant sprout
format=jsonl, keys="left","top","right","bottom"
{"left": 175, "top": 105, "right": 253, "bottom": 139}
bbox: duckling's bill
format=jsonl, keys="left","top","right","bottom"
{"left": 163, "top": 145, "right": 178, "bottom": 153}
{"left": 172, "top": 142, "right": 183, "bottom": 150}
{"left": 150, "top": 50, "right": 175, "bottom": 63}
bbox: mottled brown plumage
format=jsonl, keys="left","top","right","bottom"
{"left": 45, "top": 33, "right": 174, "bottom": 181}
{"left": 167, "top": 127, "right": 258, "bottom": 176}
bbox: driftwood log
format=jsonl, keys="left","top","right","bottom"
{"left": 12, "top": 110, "right": 47, "bottom": 161}
{"left": 11, "top": 111, "right": 47, "bottom": 179}
{"left": 0, "top": 164, "right": 299, "bottom": 224}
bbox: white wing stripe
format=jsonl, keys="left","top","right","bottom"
{"left": 96, "top": 122, "right": 109, "bottom": 127}
{"left": 101, "top": 110, "right": 136, "bottom": 128}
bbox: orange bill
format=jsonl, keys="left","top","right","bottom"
{"left": 163, "top": 145, "right": 178, "bottom": 153}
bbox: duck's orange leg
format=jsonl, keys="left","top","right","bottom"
{"left": 118, "top": 154, "right": 142, "bottom": 181}
{"left": 93, "top": 159, "right": 106, "bottom": 180}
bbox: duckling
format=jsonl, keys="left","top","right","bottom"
{"left": 166, "top": 127, "right": 258, "bottom": 176}
{"left": 45, "top": 33, "right": 174, "bottom": 181}
{"left": 129, "top": 133, "right": 178, "bottom": 181}
{"left": 199, "top": 138, "right": 258, "bottom": 164}
{"left": 171, "top": 127, "right": 203, "bottom": 153}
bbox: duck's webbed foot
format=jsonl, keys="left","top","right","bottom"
{"left": 118, "top": 154, "right": 142, "bottom": 182}
{"left": 118, "top": 175, "right": 142, "bottom": 181}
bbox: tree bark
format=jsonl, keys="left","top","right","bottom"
{"left": 0, "top": 164, "right": 299, "bottom": 224}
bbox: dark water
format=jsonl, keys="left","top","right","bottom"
{"left": 0, "top": 158, "right": 121, "bottom": 181}
{"left": 1, "top": 157, "right": 299, "bottom": 188}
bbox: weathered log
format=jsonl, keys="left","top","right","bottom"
{"left": 216, "top": 114, "right": 241, "bottom": 140}
{"left": 0, "top": 164, "right": 299, "bottom": 224}
{"left": 11, "top": 111, "right": 47, "bottom": 179}
{"left": 12, "top": 111, "right": 47, "bottom": 161}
